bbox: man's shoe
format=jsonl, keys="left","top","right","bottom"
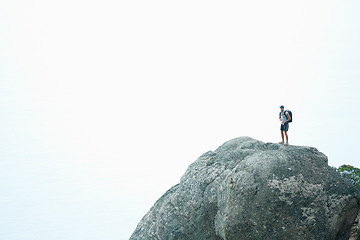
{"left": 279, "top": 142, "right": 284, "bottom": 144}
{"left": 284, "top": 142, "right": 289, "bottom": 146}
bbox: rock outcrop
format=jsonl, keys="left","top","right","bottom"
{"left": 130, "top": 137, "right": 360, "bottom": 240}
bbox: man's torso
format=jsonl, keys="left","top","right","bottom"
{"left": 280, "top": 111, "right": 288, "bottom": 122}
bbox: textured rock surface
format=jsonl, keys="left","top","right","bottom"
{"left": 130, "top": 137, "right": 360, "bottom": 240}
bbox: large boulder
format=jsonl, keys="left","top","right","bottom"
{"left": 130, "top": 137, "right": 360, "bottom": 240}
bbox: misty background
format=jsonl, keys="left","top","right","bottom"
{"left": 1, "top": 1, "right": 360, "bottom": 239}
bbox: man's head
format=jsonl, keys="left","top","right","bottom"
{"left": 280, "top": 105, "right": 284, "bottom": 112}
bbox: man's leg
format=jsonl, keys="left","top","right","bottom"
{"left": 284, "top": 123, "right": 289, "bottom": 144}
{"left": 280, "top": 131, "right": 284, "bottom": 143}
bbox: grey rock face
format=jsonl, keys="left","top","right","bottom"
{"left": 130, "top": 137, "right": 360, "bottom": 240}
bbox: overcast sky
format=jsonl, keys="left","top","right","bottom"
{"left": 1, "top": 1, "right": 360, "bottom": 239}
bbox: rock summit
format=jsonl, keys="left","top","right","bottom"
{"left": 130, "top": 137, "right": 360, "bottom": 240}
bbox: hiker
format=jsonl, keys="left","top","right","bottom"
{"left": 279, "top": 105, "right": 291, "bottom": 145}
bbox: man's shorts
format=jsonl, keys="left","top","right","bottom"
{"left": 281, "top": 122, "right": 289, "bottom": 132}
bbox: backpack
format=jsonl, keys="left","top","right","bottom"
{"left": 279, "top": 110, "right": 293, "bottom": 123}
{"left": 284, "top": 110, "right": 292, "bottom": 122}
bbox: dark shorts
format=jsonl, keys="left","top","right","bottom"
{"left": 281, "top": 122, "right": 289, "bottom": 132}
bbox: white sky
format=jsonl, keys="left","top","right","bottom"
{"left": 1, "top": 1, "right": 360, "bottom": 239}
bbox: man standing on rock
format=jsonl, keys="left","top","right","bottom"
{"left": 279, "top": 105, "right": 291, "bottom": 145}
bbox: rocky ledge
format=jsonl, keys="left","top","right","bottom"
{"left": 130, "top": 137, "right": 360, "bottom": 240}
